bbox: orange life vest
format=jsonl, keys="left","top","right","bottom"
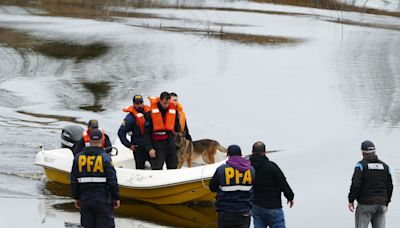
{"left": 176, "top": 103, "right": 186, "bottom": 131}
{"left": 122, "top": 105, "right": 151, "bottom": 134}
{"left": 148, "top": 96, "right": 176, "bottom": 132}
{"left": 82, "top": 128, "right": 106, "bottom": 148}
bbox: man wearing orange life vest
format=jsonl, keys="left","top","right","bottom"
{"left": 118, "top": 95, "right": 151, "bottom": 169}
{"left": 170, "top": 92, "right": 192, "bottom": 141}
{"left": 144, "top": 92, "right": 181, "bottom": 170}
{"left": 73, "top": 119, "right": 112, "bottom": 156}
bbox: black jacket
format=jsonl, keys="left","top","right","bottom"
{"left": 143, "top": 103, "right": 181, "bottom": 151}
{"left": 118, "top": 111, "right": 148, "bottom": 148}
{"left": 70, "top": 146, "right": 119, "bottom": 203}
{"left": 348, "top": 154, "right": 393, "bottom": 206}
{"left": 250, "top": 155, "right": 294, "bottom": 209}
{"left": 73, "top": 134, "right": 112, "bottom": 155}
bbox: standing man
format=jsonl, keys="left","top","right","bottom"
{"left": 250, "top": 141, "right": 294, "bottom": 228}
{"left": 118, "top": 95, "right": 151, "bottom": 169}
{"left": 209, "top": 145, "right": 255, "bottom": 228}
{"left": 348, "top": 140, "right": 393, "bottom": 228}
{"left": 73, "top": 119, "right": 112, "bottom": 155}
{"left": 70, "top": 129, "right": 120, "bottom": 228}
{"left": 170, "top": 92, "right": 192, "bottom": 141}
{"left": 144, "top": 92, "right": 181, "bottom": 170}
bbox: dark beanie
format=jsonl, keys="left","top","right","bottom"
{"left": 227, "top": 145, "right": 242, "bottom": 156}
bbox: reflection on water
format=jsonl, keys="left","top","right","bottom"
{"left": 44, "top": 182, "right": 217, "bottom": 228}
{"left": 79, "top": 81, "right": 111, "bottom": 112}
{"left": 33, "top": 42, "right": 109, "bottom": 62}
{"left": 0, "top": 27, "right": 109, "bottom": 61}
{"left": 0, "top": 21, "right": 177, "bottom": 112}
{"left": 51, "top": 201, "right": 217, "bottom": 228}
{"left": 338, "top": 32, "right": 400, "bottom": 128}
{"left": 0, "top": 0, "right": 399, "bottom": 227}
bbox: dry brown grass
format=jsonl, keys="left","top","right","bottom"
{"left": 0, "top": 27, "right": 110, "bottom": 61}
{"left": 325, "top": 18, "right": 400, "bottom": 31}
{"left": 17, "top": 110, "right": 87, "bottom": 125}
{"left": 212, "top": 32, "right": 301, "bottom": 45}
{"left": 250, "top": 0, "right": 400, "bottom": 17}
{"left": 0, "top": 0, "right": 165, "bottom": 19}
{"left": 132, "top": 24, "right": 301, "bottom": 46}
{"left": 1, "top": 0, "right": 397, "bottom": 47}
{"left": 0, "top": 28, "right": 34, "bottom": 49}
{"left": 3, "top": 0, "right": 399, "bottom": 19}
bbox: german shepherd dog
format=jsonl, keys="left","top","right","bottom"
{"left": 174, "top": 133, "right": 227, "bottom": 168}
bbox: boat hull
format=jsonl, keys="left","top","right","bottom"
{"left": 37, "top": 139, "right": 225, "bottom": 205}
{"left": 43, "top": 166, "right": 216, "bottom": 204}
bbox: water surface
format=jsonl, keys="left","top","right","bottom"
{"left": 0, "top": 0, "right": 399, "bottom": 227}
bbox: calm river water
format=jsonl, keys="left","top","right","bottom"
{"left": 0, "top": 0, "right": 399, "bottom": 227}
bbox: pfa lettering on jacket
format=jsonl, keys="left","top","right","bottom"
{"left": 78, "top": 155, "right": 104, "bottom": 173}
{"left": 224, "top": 167, "right": 252, "bottom": 185}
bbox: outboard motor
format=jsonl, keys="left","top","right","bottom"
{"left": 61, "top": 125, "right": 84, "bottom": 152}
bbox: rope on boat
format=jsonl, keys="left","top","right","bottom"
{"left": 200, "top": 164, "right": 208, "bottom": 189}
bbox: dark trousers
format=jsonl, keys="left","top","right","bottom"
{"left": 217, "top": 212, "right": 251, "bottom": 228}
{"left": 133, "top": 146, "right": 150, "bottom": 170}
{"left": 150, "top": 140, "right": 178, "bottom": 170}
{"left": 80, "top": 200, "right": 115, "bottom": 228}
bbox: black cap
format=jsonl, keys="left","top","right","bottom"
{"left": 227, "top": 145, "right": 242, "bottom": 156}
{"left": 90, "top": 129, "right": 103, "bottom": 140}
{"left": 88, "top": 119, "right": 99, "bottom": 128}
{"left": 361, "top": 140, "right": 375, "bottom": 153}
{"left": 133, "top": 95, "right": 144, "bottom": 103}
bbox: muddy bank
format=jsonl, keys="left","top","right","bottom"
{"left": 250, "top": 0, "right": 400, "bottom": 17}
{"left": 0, "top": 28, "right": 110, "bottom": 61}
{"left": 1, "top": 0, "right": 400, "bottom": 24}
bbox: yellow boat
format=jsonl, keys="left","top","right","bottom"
{"left": 35, "top": 139, "right": 226, "bottom": 205}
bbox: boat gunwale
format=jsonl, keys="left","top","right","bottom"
{"left": 38, "top": 164, "right": 213, "bottom": 189}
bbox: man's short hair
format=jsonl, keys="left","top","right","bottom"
{"left": 160, "top": 91, "right": 171, "bottom": 100}
{"left": 252, "top": 141, "right": 266, "bottom": 154}
{"left": 170, "top": 92, "right": 178, "bottom": 97}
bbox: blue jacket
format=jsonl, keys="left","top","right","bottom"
{"left": 118, "top": 113, "right": 145, "bottom": 148}
{"left": 209, "top": 157, "right": 255, "bottom": 213}
{"left": 70, "top": 146, "right": 119, "bottom": 203}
